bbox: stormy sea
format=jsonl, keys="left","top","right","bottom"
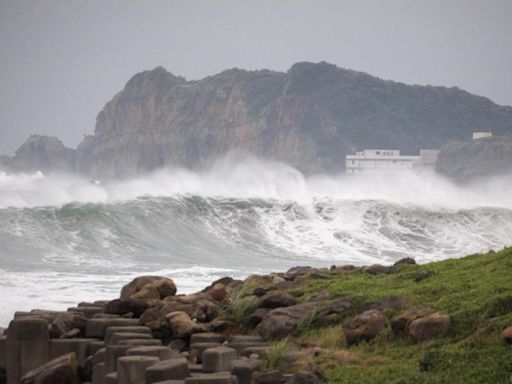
{"left": 1, "top": 157, "right": 511, "bottom": 326}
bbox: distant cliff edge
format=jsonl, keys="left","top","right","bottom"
{"left": 4, "top": 62, "right": 512, "bottom": 178}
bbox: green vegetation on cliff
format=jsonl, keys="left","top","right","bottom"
{"left": 436, "top": 136, "right": 512, "bottom": 181}
{"left": 228, "top": 248, "right": 512, "bottom": 383}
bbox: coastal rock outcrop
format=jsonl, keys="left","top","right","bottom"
{"left": 9, "top": 135, "right": 75, "bottom": 174}
{"left": 69, "top": 62, "right": 512, "bottom": 178}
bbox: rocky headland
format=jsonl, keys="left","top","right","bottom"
{"left": 3, "top": 62, "right": 512, "bottom": 179}
{"left": 1, "top": 247, "right": 512, "bottom": 384}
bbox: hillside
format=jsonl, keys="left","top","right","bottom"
{"left": 436, "top": 136, "right": 512, "bottom": 181}
{"left": 75, "top": 62, "right": 512, "bottom": 178}
{"left": 6, "top": 62, "right": 512, "bottom": 178}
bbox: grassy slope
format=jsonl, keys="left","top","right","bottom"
{"left": 264, "top": 248, "right": 512, "bottom": 383}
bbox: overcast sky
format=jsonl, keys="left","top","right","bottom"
{"left": 1, "top": 0, "right": 511, "bottom": 155}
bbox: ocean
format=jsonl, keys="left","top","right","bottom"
{"left": 1, "top": 156, "right": 511, "bottom": 326}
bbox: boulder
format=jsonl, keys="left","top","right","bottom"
{"left": 240, "top": 346, "right": 269, "bottom": 359}
{"left": 252, "top": 370, "right": 286, "bottom": 384}
{"left": 414, "top": 270, "right": 431, "bottom": 282}
{"left": 166, "top": 312, "right": 203, "bottom": 338}
{"left": 51, "top": 313, "right": 88, "bottom": 337}
{"left": 140, "top": 308, "right": 166, "bottom": 330}
{"left": 247, "top": 308, "right": 270, "bottom": 327}
{"left": 392, "top": 257, "right": 416, "bottom": 269}
{"left": 325, "top": 297, "right": 353, "bottom": 314}
{"left": 256, "top": 303, "right": 316, "bottom": 340}
{"left": 131, "top": 285, "right": 162, "bottom": 301}
{"left": 288, "top": 371, "right": 320, "bottom": 384}
{"left": 502, "top": 326, "right": 512, "bottom": 344}
{"left": 343, "top": 310, "right": 388, "bottom": 346}
{"left": 284, "top": 266, "right": 316, "bottom": 280}
{"left": 20, "top": 353, "right": 80, "bottom": 384}
{"left": 259, "top": 295, "right": 298, "bottom": 309}
{"left": 121, "top": 276, "right": 177, "bottom": 300}
{"left": 231, "top": 358, "right": 262, "bottom": 384}
{"left": 202, "top": 277, "right": 236, "bottom": 293}
{"left": 408, "top": 313, "right": 451, "bottom": 342}
{"left": 364, "top": 264, "right": 391, "bottom": 275}
{"left": 208, "top": 284, "right": 229, "bottom": 302}
{"left": 105, "top": 298, "right": 150, "bottom": 317}
{"left": 391, "top": 307, "right": 431, "bottom": 337}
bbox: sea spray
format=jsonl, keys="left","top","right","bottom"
{"left": 0, "top": 155, "right": 511, "bottom": 325}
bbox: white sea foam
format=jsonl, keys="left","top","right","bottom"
{"left": 1, "top": 155, "right": 511, "bottom": 209}
{"left": 1, "top": 155, "right": 511, "bottom": 327}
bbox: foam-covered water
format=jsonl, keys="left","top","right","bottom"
{"left": 1, "top": 156, "right": 511, "bottom": 325}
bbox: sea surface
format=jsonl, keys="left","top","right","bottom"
{"left": 1, "top": 157, "right": 511, "bottom": 326}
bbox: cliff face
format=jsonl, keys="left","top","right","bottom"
{"left": 9, "top": 135, "right": 75, "bottom": 174}
{"left": 436, "top": 136, "right": 512, "bottom": 181}
{"left": 75, "top": 62, "right": 512, "bottom": 178}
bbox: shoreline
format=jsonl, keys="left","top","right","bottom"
{"left": 1, "top": 247, "right": 511, "bottom": 383}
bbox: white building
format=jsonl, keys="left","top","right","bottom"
{"left": 472, "top": 132, "right": 492, "bottom": 140}
{"left": 346, "top": 149, "right": 439, "bottom": 174}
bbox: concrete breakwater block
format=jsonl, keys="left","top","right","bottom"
{"left": 6, "top": 318, "right": 49, "bottom": 384}
{"left": 88, "top": 340, "right": 105, "bottom": 357}
{"left": 106, "top": 339, "right": 162, "bottom": 373}
{"left": 49, "top": 338, "right": 99, "bottom": 365}
{"left": 190, "top": 333, "right": 226, "bottom": 345}
{"left": 67, "top": 306, "right": 104, "bottom": 319}
{"left": 201, "top": 346, "right": 237, "bottom": 373}
{"left": 0, "top": 335, "right": 6, "bottom": 370}
{"left": 109, "top": 332, "right": 153, "bottom": 345}
{"left": 145, "top": 358, "right": 190, "bottom": 383}
{"left": 104, "top": 372, "right": 117, "bottom": 384}
{"left": 85, "top": 318, "right": 139, "bottom": 338}
{"left": 91, "top": 361, "right": 105, "bottom": 384}
{"left": 127, "top": 346, "right": 182, "bottom": 361}
{"left": 117, "top": 355, "right": 159, "bottom": 384}
{"left": 189, "top": 342, "right": 222, "bottom": 363}
{"left": 104, "top": 326, "right": 152, "bottom": 345}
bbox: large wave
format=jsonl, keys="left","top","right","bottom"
{"left": 0, "top": 155, "right": 511, "bottom": 325}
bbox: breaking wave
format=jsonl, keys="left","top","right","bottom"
{"left": 0, "top": 155, "right": 511, "bottom": 325}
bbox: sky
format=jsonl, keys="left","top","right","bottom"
{"left": 0, "top": 0, "right": 511, "bottom": 155}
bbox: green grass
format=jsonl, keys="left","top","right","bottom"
{"left": 264, "top": 247, "right": 512, "bottom": 383}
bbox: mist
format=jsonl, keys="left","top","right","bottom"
{"left": 1, "top": 155, "right": 512, "bottom": 210}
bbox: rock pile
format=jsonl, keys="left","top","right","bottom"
{"left": 0, "top": 258, "right": 463, "bottom": 384}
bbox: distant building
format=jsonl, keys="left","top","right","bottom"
{"left": 346, "top": 149, "right": 439, "bottom": 174}
{"left": 472, "top": 132, "right": 492, "bottom": 140}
